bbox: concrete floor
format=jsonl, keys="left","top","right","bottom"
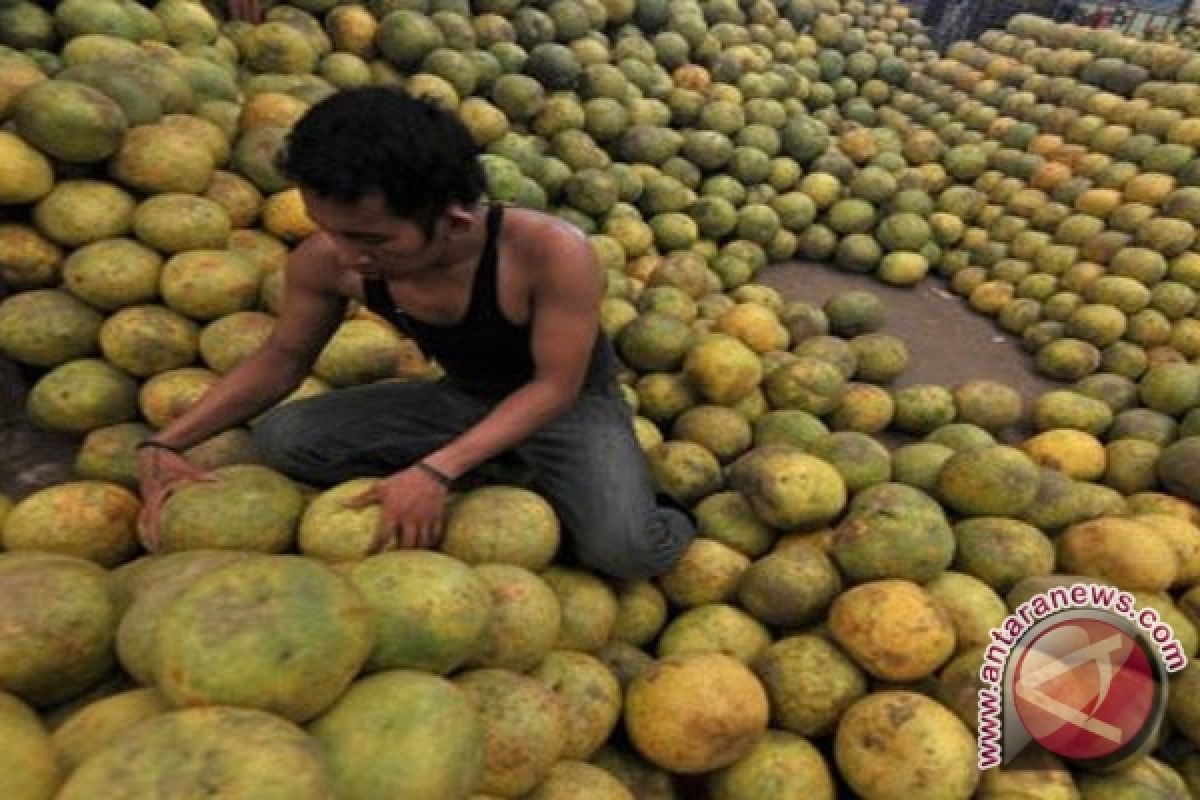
{"left": 758, "top": 260, "right": 1057, "bottom": 400}
{"left": 0, "top": 261, "right": 1058, "bottom": 500}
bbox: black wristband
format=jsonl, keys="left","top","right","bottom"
{"left": 135, "top": 440, "right": 184, "bottom": 455}
{"left": 414, "top": 460, "right": 454, "bottom": 487}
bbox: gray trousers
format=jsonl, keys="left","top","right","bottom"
{"left": 250, "top": 379, "right": 695, "bottom": 580}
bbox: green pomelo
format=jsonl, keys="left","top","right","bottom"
{"left": 0, "top": 553, "right": 123, "bottom": 708}
{"left": 57, "top": 707, "right": 335, "bottom": 800}
{"left": 157, "top": 465, "right": 306, "bottom": 553}
{"left": 350, "top": 550, "right": 492, "bottom": 674}
{"left": 309, "top": 670, "right": 486, "bottom": 800}
{"left": 153, "top": 555, "right": 373, "bottom": 722}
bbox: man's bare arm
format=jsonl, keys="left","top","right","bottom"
{"left": 149, "top": 238, "right": 348, "bottom": 449}
{"left": 422, "top": 221, "right": 604, "bottom": 479}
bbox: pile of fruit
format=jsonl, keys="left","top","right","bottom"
{"left": 3, "top": 0, "right": 1200, "bottom": 798}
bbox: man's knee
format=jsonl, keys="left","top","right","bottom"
{"left": 574, "top": 506, "right": 696, "bottom": 581}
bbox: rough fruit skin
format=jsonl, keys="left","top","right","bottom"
{"left": 2, "top": 480, "right": 140, "bottom": 567}
{"left": 828, "top": 579, "right": 956, "bottom": 682}
{"left": 729, "top": 446, "right": 847, "bottom": 529}
{"left": 709, "top": 730, "right": 837, "bottom": 800}
{"left": 0, "top": 288, "right": 103, "bottom": 368}
{"left": 309, "top": 670, "right": 486, "bottom": 800}
{"left": 624, "top": 651, "right": 769, "bottom": 774}
{"left": 0, "top": 553, "right": 123, "bottom": 708}
{"left": 0, "top": 692, "right": 61, "bottom": 800}
{"left": 467, "top": 564, "right": 562, "bottom": 671}
{"left": 13, "top": 79, "right": 128, "bottom": 163}
{"left": 455, "top": 667, "right": 569, "bottom": 797}
{"left": 0, "top": 130, "right": 54, "bottom": 204}
{"left": 27, "top": 357, "right": 139, "bottom": 435}
{"left": 56, "top": 707, "right": 335, "bottom": 800}
{"left": 115, "top": 550, "right": 260, "bottom": 685}
{"left": 156, "top": 464, "right": 306, "bottom": 553}
{"left": 834, "top": 691, "right": 980, "bottom": 800}
{"left": 51, "top": 689, "right": 170, "bottom": 772}
{"left": 534, "top": 651, "right": 623, "bottom": 762}
{"left": 936, "top": 445, "right": 1041, "bottom": 517}
{"left": 349, "top": 550, "right": 493, "bottom": 674}
{"left": 152, "top": 555, "right": 374, "bottom": 723}
{"left": 440, "top": 486, "right": 561, "bottom": 570}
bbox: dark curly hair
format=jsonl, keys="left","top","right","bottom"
{"left": 279, "top": 87, "right": 486, "bottom": 234}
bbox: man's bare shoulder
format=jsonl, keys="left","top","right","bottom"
{"left": 502, "top": 207, "right": 595, "bottom": 275}
{"left": 284, "top": 233, "right": 347, "bottom": 293}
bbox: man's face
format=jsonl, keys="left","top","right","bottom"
{"left": 301, "top": 189, "right": 448, "bottom": 276}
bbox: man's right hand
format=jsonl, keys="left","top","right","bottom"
{"left": 137, "top": 447, "right": 218, "bottom": 552}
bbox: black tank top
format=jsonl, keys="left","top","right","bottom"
{"left": 362, "top": 205, "right": 617, "bottom": 403}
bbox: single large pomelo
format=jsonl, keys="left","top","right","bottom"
{"left": 110, "top": 122, "right": 215, "bottom": 194}
{"left": 624, "top": 652, "right": 768, "bottom": 774}
{"left": 684, "top": 334, "right": 764, "bottom": 405}
{"left": 98, "top": 304, "right": 200, "bottom": 377}
{"left": 57, "top": 707, "right": 335, "bottom": 800}
{"left": 14, "top": 78, "right": 128, "bottom": 163}
{"left": 2, "top": 480, "right": 139, "bottom": 567}
{"left": 658, "top": 536, "right": 750, "bottom": 609}
{"left": 612, "top": 580, "right": 670, "bottom": 647}
{"left": 828, "top": 579, "right": 956, "bottom": 682}
{"left": 542, "top": 566, "right": 619, "bottom": 652}
{"left": 831, "top": 481, "right": 955, "bottom": 583}
{"left": 531, "top": 650, "right": 622, "bottom": 760}
{"left": 152, "top": 555, "right": 374, "bottom": 722}
{"left": 737, "top": 546, "right": 842, "bottom": 628}
{"left": 50, "top": 688, "right": 170, "bottom": 772}
{"left": 834, "top": 691, "right": 980, "bottom": 800}
{"left": 309, "top": 670, "right": 486, "bottom": 800}
{"left": 62, "top": 238, "right": 162, "bottom": 311}
{"left": 656, "top": 603, "right": 773, "bottom": 664}
{"left": 441, "top": 485, "right": 561, "bottom": 570}
{"left": 349, "top": 550, "right": 493, "bottom": 674}
{"left": 0, "top": 288, "right": 103, "bottom": 368}
{"left": 297, "top": 478, "right": 383, "bottom": 562}
{"left": 0, "top": 223, "right": 63, "bottom": 290}
{"left": 467, "top": 563, "right": 562, "bottom": 671}
{"left": 0, "top": 553, "right": 123, "bottom": 707}
{"left": 0, "top": 692, "right": 61, "bottom": 800}
{"left": 132, "top": 193, "right": 231, "bottom": 254}
{"left": 160, "top": 249, "right": 261, "bottom": 320}
{"left": 454, "top": 667, "right": 569, "bottom": 797}
{"left": 33, "top": 179, "right": 136, "bottom": 248}
{"left": 751, "top": 633, "right": 867, "bottom": 738}
{"left": 526, "top": 761, "right": 635, "bottom": 800}
{"left": 728, "top": 446, "right": 846, "bottom": 529}
{"left": 709, "top": 731, "right": 837, "bottom": 800}
{"left": 27, "top": 358, "right": 139, "bottom": 435}
{"left": 312, "top": 318, "right": 406, "bottom": 386}
{"left": 197, "top": 310, "right": 275, "bottom": 373}
{"left": 936, "top": 445, "right": 1041, "bottom": 517}
{"left": 0, "top": 130, "right": 54, "bottom": 204}
{"left": 115, "top": 549, "right": 259, "bottom": 684}
{"left": 156, "top": 464, "right": 306, "bottom": 553}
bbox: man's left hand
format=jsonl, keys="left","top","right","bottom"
{"left": 344, "top": 466, "right": 449, "bottom": 553}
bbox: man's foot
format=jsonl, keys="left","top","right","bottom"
{"left": 656, "top": 492, "right": 697, "bottom": 527}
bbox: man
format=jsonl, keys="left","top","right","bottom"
{"left": 137, "top": 87, "right": 695, "bottom": 580}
